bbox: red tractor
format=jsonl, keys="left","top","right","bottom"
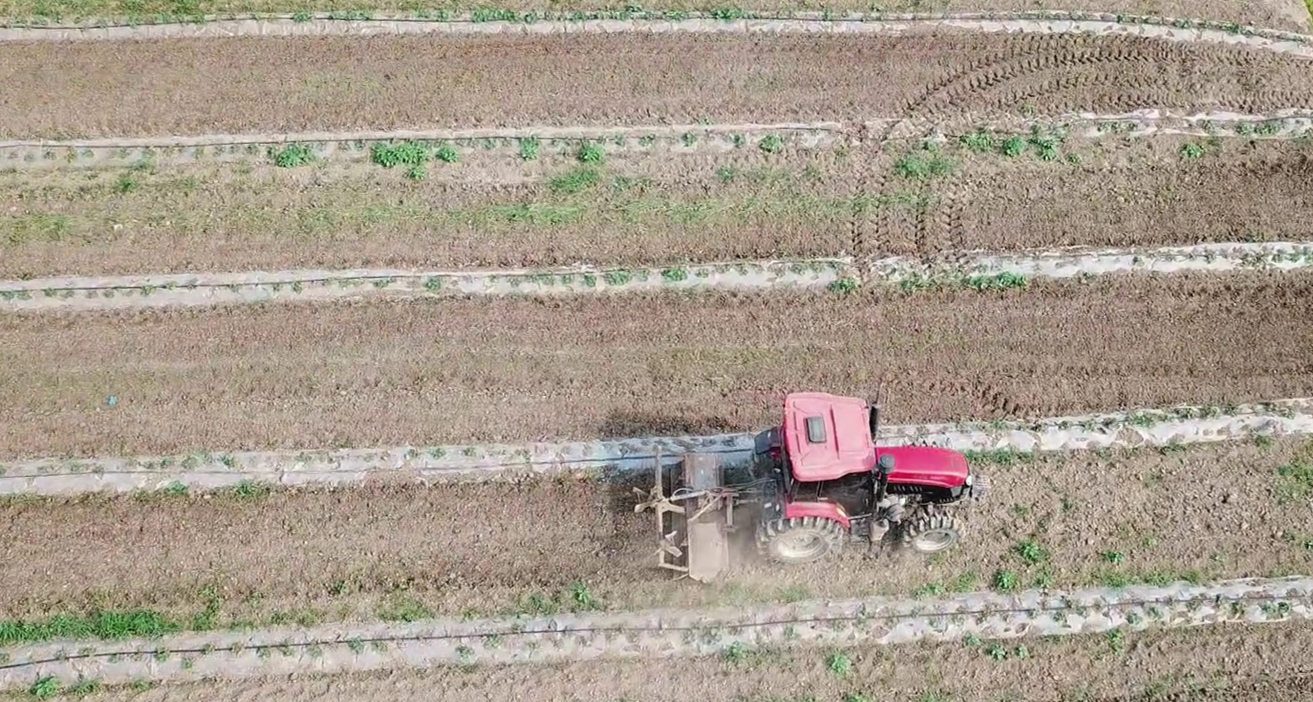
{"left": 636, "top": 391, "right": 989, "bottom": 582}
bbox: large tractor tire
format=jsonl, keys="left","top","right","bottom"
{"left": 900, "top": 511, "right": 962, "bottom": 554}
{"left": 756, "top": 516, "right": 846, "bottom": 565}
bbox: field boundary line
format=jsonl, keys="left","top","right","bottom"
{"left": 2, "top": 398, "right": 1308, "bottom": 496}
{"left": 3, "top": 243, "right": 1310, "bottom": 313}
{"left": 0, "top": 10, "right": 1310, "bottom": 47}
{"left": 5, "top": 110, "right": 1311, "bottom": 171}
{"left": 0, "top": 576, "right": 1309, "bottom": 690}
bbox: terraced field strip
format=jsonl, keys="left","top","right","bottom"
{"left": 0, "top": 258, "right": 850, "bottom": 311}
{"left": 37, "top": 624, "right": 1313, "bottom": 702}
{"left": 1, "top": 577, "right": 1308, "bottom": 691}
{"left": 4, "top": 243, "right": 1311, "bottom": 312}
{"left": 1, "top": 12, "right": 1311, "bottom": 48}
{"left": 5, "top": 111, "right": 1312, "bottom": 171}
{"left": 4, "top": 398, "right": 1306, "bottom": 495}
{"left": 5, "top": 274, "right": 1309, "bottom": 458}
{"left": 7, "top": 32, "right": 1313, "bottom": 139}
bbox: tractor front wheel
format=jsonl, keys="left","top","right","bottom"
{"left": 757, "top": 516, "right": 846, "bottom": 564}
{"left": 901, "top": 511, "right": 961, "bottom": 554}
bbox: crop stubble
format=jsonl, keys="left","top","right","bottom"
{"left": 1, "top": 273, "right": 1311, "bottom": 459}
{"left": 1, "top": 438, "right": 1311, "bottom": 651}
{"left": 3, "top": 138, "right": 1311, "bottom": 278}
{"left": 1, "top": 32, "right": 1312, "bottom": 139}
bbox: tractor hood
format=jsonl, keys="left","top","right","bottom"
{"left": 783, "top": 392, "right": 876, "bottom": 482}
{"left": 781, "top": 392, "right": 970, "bottom": 489}
{"left": 878, "top": 446, "right": 970, "bottom": 490}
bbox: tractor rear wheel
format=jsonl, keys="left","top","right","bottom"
{"left": 901, "top": 511, "right": 961, "bottom": 554}
{"left": 756, "top": 516, "right": 846, "bottom": 564}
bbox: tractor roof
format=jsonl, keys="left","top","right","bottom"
{"left": 782, "top": 392, "right": 876, "bottom": 482}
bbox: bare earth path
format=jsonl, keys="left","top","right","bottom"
{"left": 1, "top": 273, "right": 1310, "bottom": 460}
{"left": 3, "top": 31, "right": 1313, "bottom": 138}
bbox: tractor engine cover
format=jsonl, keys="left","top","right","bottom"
{"left": 879, "top": 445, "right": 971, "bottom": 496}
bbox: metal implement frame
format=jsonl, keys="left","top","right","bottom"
{"left": 634, "top": 450, "right": 733, "bottom": 583}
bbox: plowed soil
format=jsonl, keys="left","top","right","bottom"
{"left": 57, "top": 623, "right": 1313, "bottom": 702}
{"left": 3, "top": 32, "right": 1312, "bottom": 139}
{"left": 1, "top": 420, "right": 1310, "bottom": 626}
{"left": 3, "top": 273, "right": 1311, "bottom": 460}
{"left": 4, "top": 136, "right": 1311, "bottom": 278}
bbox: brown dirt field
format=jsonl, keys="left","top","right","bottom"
{"left": 1, "top": 273, "right": 1311, "bottom": 459}
{"left": 0, "top": 152, "right": 857, "bottom": 278}
{"left": 2, "top": 434, "right": 1311, "bottom": 631}
{"left": 3, "top": 135, "right": 1310, "bottom": 278}
{"left": 2, "top": 32, "right": 1312, "bottom": 139}
{"left": 45, "top": 615, "right": 1313, "bottom": 702}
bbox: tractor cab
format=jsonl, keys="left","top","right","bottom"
{"left": 752, "top": 392, "right": 876, "bottom": 484}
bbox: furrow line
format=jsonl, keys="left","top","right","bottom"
{"left": 2, "top": 398, "right": 1307, "bottom": 496}
{"left": 1, "top": 577, "right": 1309, "bottom": 690}
{"left": 4, "top": 243, "right": 1310, "bottom": 313}
{"left": 6, "top": 110, "right": 1309, "bottom": 171}
{"left": 0, "top": 11, "right": 1309, "bottom": 49}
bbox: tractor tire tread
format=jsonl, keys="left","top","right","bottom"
{"left": 756, "top": 516, "right": 846, "bottom": 564}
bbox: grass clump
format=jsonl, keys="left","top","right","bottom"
{"left": 894, "top": 144, "right": 954, "bottom": 180}
{"left": 28, "top": 677, "right": 61, "bottom": 699}
{"left": 1276, "top": 460, "right": 1313, "bottom": 501}
{"left": 1180, "top": 142, "right": 1206, "bottom": 159}
{"left": 1014, "top": 539, "right": 1049, "bottom": 566}
{"left": 826, "top": 651, "right": 853, "bottom": 676}
{"left": 576, "top": 141, "right": 605, "bottom": 163}
{"left": 991, "top": 570, "right": 1021, "bottom": 592}
{"left": 376, "top": 593, "right": 433, "bottom": 623}
{"left": 1000, "top": 136, "right": 1027, "bottom": 157}
{"left": 827, "top": 277, "right": 860, "bottom": 295}
{"left": 434, "top": 144, "right": 459, "bottom": 163}
{"left": 370, "top": 141, "right": 430, "bottom": 168}
{"left": 113, "top": 173, "right": 140, "bottom": 194}
{"left": 547, "top": 166, "right": 602, "bottom": 195}
{"left": 229, "top": 480, "right": 272, "bottom": 500}
{"left": 518, "top": 137, "right": 540, "bottom": 161}
{"left": 959, "top": 130, "right": 996, "bottom": 153}
{"left": 0, "top": 610, "right": 179, "bottom": 646}
{"left": 758, "top": 134, "right": 785, "bottom": 154}
{"left": 269, "top": 143, "right": 315, "bottom": 168}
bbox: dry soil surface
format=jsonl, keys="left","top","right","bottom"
{"left": 2, "top": 273, "right": 1310, "bottom": 459}
{"left": 2, "top": 437, "right": 1310, "bottom": 629}
{"left": 4, "top": 137, "right": 1311, "bottom": 278}
{"left": 2, "top": 32, "right": 1312, "bottom": 138}
{"left": 50, "top": 621, "right": 1313, "bottom": 702}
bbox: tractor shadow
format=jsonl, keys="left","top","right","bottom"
{"left": 597, "top": 409, "right": 738, "bottom": 439}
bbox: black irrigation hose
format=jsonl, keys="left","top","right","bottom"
{"left": 2, "top": 589, "right": 1308, "bottom": 672}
